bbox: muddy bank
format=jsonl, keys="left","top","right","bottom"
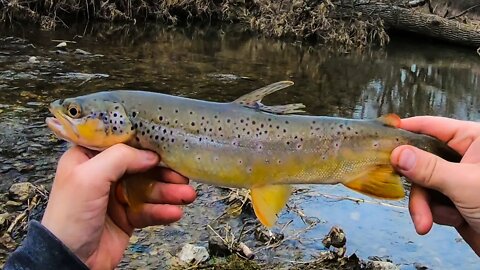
{"left": 2, "top": 1, "right": 480, "bottom": 50}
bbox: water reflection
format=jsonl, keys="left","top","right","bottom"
{"left": 1, "top": 24, "right": 479, "bottom": 269}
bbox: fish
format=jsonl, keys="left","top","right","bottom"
{"left": 45, "top": 81, "right": 461, "bottom": 227}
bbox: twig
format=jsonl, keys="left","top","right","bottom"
{"left": 447, "top": 4, "right": 480, "bottom": 20}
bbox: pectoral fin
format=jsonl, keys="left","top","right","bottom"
{"left": 116, "top": 172, "right": 157, "bottom": 211}
{"left": 342, "top": 165, "right": 405, "bottom": 199}
{"left": 233, "top": 81, "right": 306, "bottom": 115}
{"left": 250, "top": 184, "right": 292, "bottom": 227}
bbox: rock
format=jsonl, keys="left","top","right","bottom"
{"left": 208, "top": 236, "right": 232, "bottom": 257}
{"left": 0, "top": 213, "right": 10, "bottom": 227}
{"left": 74, "top": 48, "right": 91, "bottom": 55}
{"left": 177, "top": 244, "right": 209, "bottom": 264}
{"left": 56, "top": 42, "right": 67, "bottom": 49}
{"left": 366, "top": 260, "right": 400, "bottom": 270}
{"left": 28, "top": 56, "right": 39, "bottom": 64}
{"left": 0, "top": 233, "right": 17, "bottom": 250}
{"left": 9, "top": 182, "right": 35, "bottom": 202}
{"left": 323, "top": 226, "right": 346, "bottom": 249}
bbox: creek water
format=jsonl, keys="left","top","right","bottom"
{"left": 0, "top": 24, "right": 479, "bottom": 269}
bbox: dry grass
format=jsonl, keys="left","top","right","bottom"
{"left": 1, "top": 0, "right": 389, "bottom": 50}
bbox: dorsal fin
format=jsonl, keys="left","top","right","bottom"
{"left": 377, "top": 113, "right": 401, "bottom": 128}
{"left": 233, "top": 81, "right": 306, "bottom": 115}
{"left": 256, "top": 103, "right": 306, "bottom": 115}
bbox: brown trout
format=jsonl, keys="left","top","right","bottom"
{"left": 45, "top": 81, "right": 460, "bottom": 227}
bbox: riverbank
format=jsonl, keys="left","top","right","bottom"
{"left": 2, "top": 0, "right": 480, "bottom": 51}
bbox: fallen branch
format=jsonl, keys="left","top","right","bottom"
{"left": 337, "top": 2, "right": 480, "bottom": 47}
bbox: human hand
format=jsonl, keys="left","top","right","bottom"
{"left": 41, "top": 144, "right": 197, "bottom": 269}
{"left": 390, "top": 116, "right": 480, "bottom": 255}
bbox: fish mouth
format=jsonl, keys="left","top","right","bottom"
{"left": 45, "top": 106, "right": 78, "bottom": 143}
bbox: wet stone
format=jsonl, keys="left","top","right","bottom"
{"left": 177, "top": 243, "right": 209, "bottom": 264}
{"left": 208, "top": 236, "right": 232, "bottom": 257}
{"left": 366, "top": 260, "right": 400, "bottom": 270}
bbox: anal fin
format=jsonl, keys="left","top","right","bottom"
{"left": 342, "top": 165, "right": 405, "bottom": 199}
{"left": 250, "top": 184, "right": 292, "bottom": 227}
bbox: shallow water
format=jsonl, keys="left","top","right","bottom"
{"left": 1, "top": 24, "right": 479, "bottom": 269}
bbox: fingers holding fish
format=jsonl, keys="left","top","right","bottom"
{"left": 408, "top": 184, "right": 433, "bottom": 235}
{"left": 81, "top": 144, "right": 160, "bottom": 184}
{"left": 391, "top": 145, "right": 461, "bottom": 197}
{"left": 126, "top": 204, "right": 184, "bottom": 228}
{"left": 154, "top": 167, "right": 190, "bottom": 184}
{"left": 146, "top": 182, "right": 196, "bottom": 205}
{"left": 400, "top": 116, "right": 480, "bottom": 154}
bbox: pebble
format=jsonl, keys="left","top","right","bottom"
{"left": 177, "top": 244, "right": 209, "bottom": 264}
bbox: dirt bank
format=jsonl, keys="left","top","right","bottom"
{"left": 2, "top": 0, "right": 480, "bottom": 50}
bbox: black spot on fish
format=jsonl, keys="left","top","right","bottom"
{"left": 189, "top": 111, "right": 193, "bottom": 115}
{"left": 339, "top": 124, "right": 343, "bottom": 128}
{"left": 132, "top": 112, "right": 137, "bottom": 117}
{"left": 347, "top": 127, "right": 351, "bottom": 131}
{"left": 312, "top": 121, "right": 316, "bottom": 124}
{"left": 268, "top": 118, "right": 272, "bottom": 122}
{"left": 130, "top": 126, "right": 134, "bottom": 131}
{"left": 191, "top": 122, "right": 195, "bottom": 126}
{"left": 159, "top": 116, "right": 163, "bottom": 121}
{"left": 113, "top": 113, "right": 118, "bottom": 117}
{"left": 214, "top": 115, "right": 218, "bottom": 119}
{"left": 134, "top": 123, "right": 138, "bottom": 129}
{"left": 171, "top": 138, "right": 175, "bottom": 143}
{"left": 285, "top": 121, "right": 289, "bottom": 124}
{"left": 141, "top": 131, "right": 145, "bottom": 135}
{"left": 135, "top": 137, "right": 140, "bottom": 142}
{"left": 199, "top": 138, "right": 202, "bottom": 142}
{"left": 155, "top": 135, "right": 159, "bottom": 140}
{"left": 113, "top": 127, "right": 117, "bottom": 131}
{"left": 140, "top": 122, "right": 143, "bottom": 127}
{"left": 218, "top": 127, "right": 222, "bottom": 131}
{"left": 158, "top": 107, "right": 162, "bottom": 110}
{"left": 355, "top": 131, "right": 359, "bottom": 135}
{"left": 240, "top": 119, "right": 244, "bottom": 123}
{"left": 175, "top": 109, "right": 179, "bottom": 113}
{"left": 120, "top": 121, "right": 123, "bottom": 125}
{"left": 237, "top": 134, "right": 241, "bottom": 138}
{"left": 161, "top": 137, "right": 165, "bottom": 141}
{"left": 227, "top": 119, "right": 231, "bottom": 123}
{"left": 114, "top": 106, "right": 119, "bottom": 110}
{"left": 283, "top": 129, "right": 287, "bottom": 133}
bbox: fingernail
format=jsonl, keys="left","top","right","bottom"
{"left": 398, "top": 148, "right": 416, "bottom": 171}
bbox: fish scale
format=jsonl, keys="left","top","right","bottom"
{"left": 45, "top": 81, "right": 461, "bottom": 227}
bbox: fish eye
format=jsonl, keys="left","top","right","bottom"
{"left": 67, "top": 104, "right": 81, "bottom": 118}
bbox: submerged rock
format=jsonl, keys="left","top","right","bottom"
{"left": 177, "top": 244, "right": 209, "bottom": 264}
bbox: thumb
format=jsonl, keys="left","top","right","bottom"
{"left": 391, "top": 146, "right": 459, "bottom": 196}
{"left": 79, "top": 144, "right": 159, "bottom": 184}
